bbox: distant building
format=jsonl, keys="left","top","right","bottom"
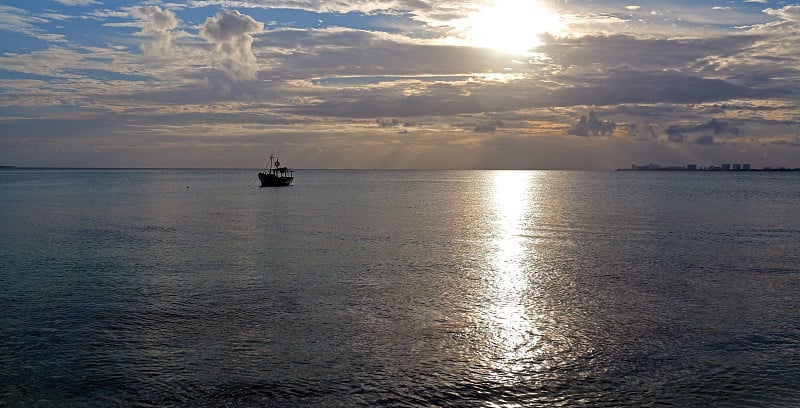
{"left": 632, "top": 163, "right": 661, "bottom": 170}
{"left": 620, "top": 162, "right": 795, "bottom": 172}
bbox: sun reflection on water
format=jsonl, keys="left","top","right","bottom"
{"left": 481, "top": 171, "right": 542, "bottom": 379}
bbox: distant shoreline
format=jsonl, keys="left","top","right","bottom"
{"left": 618, "top": 167, "right": 800, "bottom": 172}
{"left": 617, "top": 167, "right": 800, "bottom": 173}
{"left": 619, "top": 162, "right": 800, "bottom": 172}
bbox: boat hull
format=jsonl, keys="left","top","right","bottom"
{"left": 259, "top": 172, "right": 293, "bottom": 187}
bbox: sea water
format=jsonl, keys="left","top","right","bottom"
{"left": 1, "top": 169, "right": 799, "bottom": 406}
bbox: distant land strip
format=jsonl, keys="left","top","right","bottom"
{"left": 620, "top": 163, "right": 800, "bottom": 171}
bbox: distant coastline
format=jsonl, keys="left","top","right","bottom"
{"left": 619, "top": 163, "right": 800, "bottom": 172}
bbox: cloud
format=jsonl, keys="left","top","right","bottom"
{"left": 376, "top": 118, "right": 411, "bottom": 127}
{"left": 474, "top": 121, "right": 501, "bottom": 132}
{"left": 53, "top": 0, "right": 100, "bottom": 5}
{"left": 625, "top": 122, "right": 658, "bottom": 141}
{"left": 201, "top": 11, "right": 264, "bottom": 81}
{"left": 130, "top": 6, "right": 179, "bottom": 56}
{"left": 694, "top": 134, "right": 715, "bottom": 145}
{"left": 567, "top": 111, "right": 616, "bottom": 137}
{"left": 0, "top": 5, "right": 48, "bottom": 35}
{"left": 3, "top": 1, "right": 800, "bottom": 170}
{"left": 537, "top": 34, "right": 764, "bottom": 71}
{"left": 661, "top": 118, "right": 746, "bottom": 146}
{"left": 764, "top": 5, "right": 800, "bottom": 22}
{"left": 668, "top": 133, "right": 685, "bottom": 143}
{"left": 666, "top": 118, "right": 741, "bottom": 136}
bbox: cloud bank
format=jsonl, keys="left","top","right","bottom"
{"left": 1, "top": 0, "right": 800, "bottom": 169}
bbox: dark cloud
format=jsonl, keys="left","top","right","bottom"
{"left": 768, "top": 136, "right": 800, "bottom": 146}
{"left": 376, "top": 118, "right": 410, "bottom": 127}
{"left": 473, "top": 121, "right": 500, "bottom": 133}
{"left": 537, "top": 34, "right": 764, "bottom": 71}
{"left": 285, "top": 69, "right": 759, "bottom": 119}
{"left": 625, "top": 122, "right": 658, "bottom": 141}
{"left": 668, "top": 133, "right": 685, "bottom": 143}
{"left": 567, "top": 111, "right": 616, "bottom": 137}
{"left": 694, "top": 134, "right": 715, "bottom": 145}
{"left": 666, "top": 118, "right": 742, "bottom": 136}
{"left": 548, "top": 70, "right": 759, "bottom": 106}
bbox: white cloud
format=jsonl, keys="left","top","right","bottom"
{"left": 53, "top": 0, "right": 101, "bottom": 5}
{"left": 0, "top": 5, "right": 48, "bottom": 34}
{"left": 200, "top": 10, "right": 264, "bottom": 81}
{"left": 130, "top": 6, "right": 180, "bottom": 56}
{"left": 764, "top": 5, "right": 800, "bottom": 22}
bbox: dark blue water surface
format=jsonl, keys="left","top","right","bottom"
{"left": 1, "top": 169, "right": 799, "bottom": 406}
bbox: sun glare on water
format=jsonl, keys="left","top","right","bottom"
{"left": 460, "top": 0, "right": 562, "bottom": 55}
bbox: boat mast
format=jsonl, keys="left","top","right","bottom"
{"left": 265, "top": 154, "right": 275, "bottom": 170}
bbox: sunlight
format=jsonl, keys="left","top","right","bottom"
{"left": 460, "top": 0, "right": 563, "bottom": 55}
{"left": 482, "top": 171, "right": 541, "bottom": 377}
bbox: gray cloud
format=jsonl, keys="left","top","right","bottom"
{"left": 3, "top": 1, "right": 800, "bottom": 169}
{"left": 668, "top": 133, "right": 685, "bottom": 143}
{"left": 666, "top": 118, "right": 741, "bottom": 136}
{"left": 201, "top": 11, "right": 264, "bottom": 81}
{"left": 768, "top": 135, "right": 800, "bottom": 146}
{"left": 694, "top": 134, "right": 715, "bottom": 145}
{"left": 257, "top": 28, "right": 518, "bottom": 80}
{"left": 567, "top": 111, "right": 616, "bottom": 137}
{"left": 474, "top": 121, "right": 501, "bottom": 133}
{"left": 281, "top": 68, "right": 760, "bottom": 120}
{"left": 537, "top": 34, "right": 764, "bottom": 72}
{"left": 548, "top": 69, "right": 760, "bottom": 106}
{"left": 625, "top": 122, "right": 659, "bottom": 141}
{"left": 376, "top": 118, "right": 411, "bottom": 128}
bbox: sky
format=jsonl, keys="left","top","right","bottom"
{"left": 1, "top": 0, "right": 799, "bottom": 169}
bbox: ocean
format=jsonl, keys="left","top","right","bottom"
{"left": 1, "top": 169, "right": 799, "bottom": 406}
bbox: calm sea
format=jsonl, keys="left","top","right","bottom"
{"left": 1, "top": 169, "right": 799, "bottom": 406}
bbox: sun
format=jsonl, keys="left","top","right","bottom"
{"left": 460, "top": 0, "right": 562, "bottom": 55}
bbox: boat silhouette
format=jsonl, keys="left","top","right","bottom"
{"left": 258, "top": 154, "right": 293, "bottom": 187}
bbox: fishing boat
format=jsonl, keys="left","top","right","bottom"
{"left": 258, "top": 154, "right": 294, "bottom": 187}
